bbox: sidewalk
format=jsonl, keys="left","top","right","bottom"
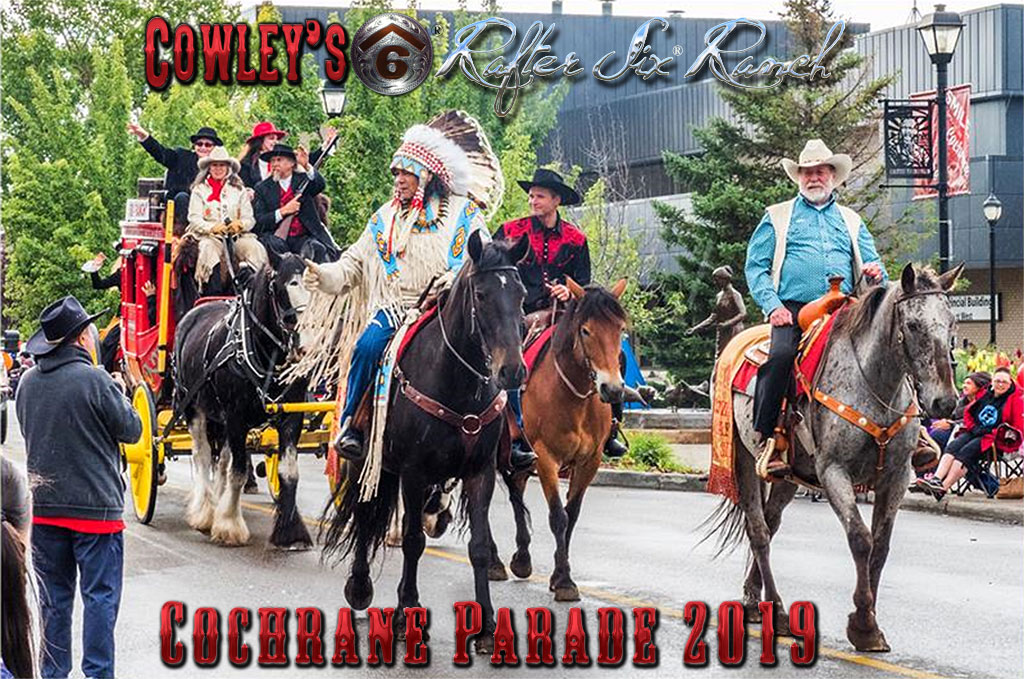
{"left": 597, "top": 436, "right": 1023, "bottom": 525}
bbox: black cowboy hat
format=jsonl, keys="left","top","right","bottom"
{"left": 189, "top": 126, "right": 224, "bottom": 146}
{"left": 259, "top": 143, "right": 297, "bottom": 163}
{"left": 517, "top": 168, "right": 581, "bottom": 206}
{"left": 25, "top": 296, "right": 106, "bottom": 357}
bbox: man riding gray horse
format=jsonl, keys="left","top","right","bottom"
{"left": 744, "top": 139, "right": 887, "bottom": 477}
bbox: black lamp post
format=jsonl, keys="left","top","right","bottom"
{"left": 917, "top": 4, "right": 964, "bottom": 273}
{"left": 982, "top": 193, "right": 1002, "bottom": 346}
{"left": 318, "top": 85, "right": 346, "bottom": 159}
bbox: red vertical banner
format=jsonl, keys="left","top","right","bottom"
{"left": 912, "top": 83, "right": 971, "bottom": 200}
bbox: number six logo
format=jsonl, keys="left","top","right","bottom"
{"left": 351, "top": 13, "right": 433, "bottom": 96}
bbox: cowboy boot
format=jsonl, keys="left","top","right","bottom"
{"left": 603, "top": 402, "right": 629, "bottom": 458}
{"left": 509, "top": 438, "right": 537, "bottom": 473}
{"left": 333, "top": 417, "right": 365, "bottom": 462}
{"left": 756, "top": 432, "right": 791, "bottom": 478}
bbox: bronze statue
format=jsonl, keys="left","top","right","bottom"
{"left": 686, "top": 265, "right": 747, "bottom": 357}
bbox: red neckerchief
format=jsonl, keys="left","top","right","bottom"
{"left": 207, "top": 176, "right": 224, "bottom": 202}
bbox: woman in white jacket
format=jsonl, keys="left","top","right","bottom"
{"left": 187, "top": 146, "right": 268, "bottom": 294}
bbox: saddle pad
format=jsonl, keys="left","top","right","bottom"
{"left": 523, "top": 325, "right": 555, "bottom": 379}
{"left": 730, "top": 309, "right": 843, "bottom": 396}
{"left": 396, "top": 305, "right": 438, "bottom": 364}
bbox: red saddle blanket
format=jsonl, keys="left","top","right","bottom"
{"left": 396, "top": 305, "right": 439, "bottom": 364}
{"left": 731, "top": 309, "right": 842, "bottom": 396}
{"left": 523, "top": 325, "right": 556, "bottom": 379}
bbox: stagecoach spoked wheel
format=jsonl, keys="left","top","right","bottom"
{"left": 121, "top": 384, "right": 158, "bottom": 524}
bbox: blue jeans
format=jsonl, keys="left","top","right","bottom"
{"left": 342, "top": 310, "right": 397, "bottom": 423}
{"left": 32, "top": 525, "right": 123, "bottom": 679}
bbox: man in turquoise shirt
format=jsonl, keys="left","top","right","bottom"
{"left": 744, "top": 139, "right": 886, "bottom": 476}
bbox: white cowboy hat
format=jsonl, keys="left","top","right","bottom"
{"left": 781, "top": 139, "right": 852, "bottom": 185}
{"left": 198, "top": 145, "right": 241, "bottom": 173}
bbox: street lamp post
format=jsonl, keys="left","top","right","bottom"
{"left": 982, "top": 193, "right": 1002, "bottom": 346}
{"left": 917, "top": 4, "right": 964, "bottom": 273}
{"left": 318, "top": 85, "right": 347, "bottom": 159}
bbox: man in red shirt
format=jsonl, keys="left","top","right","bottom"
{"left": 495, "top": 169, "right": 628, "bottom": 463}
{"left": 16, "top": 296, "right": 142, "bottom": 678}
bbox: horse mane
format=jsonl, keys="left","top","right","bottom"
{"left": 572, "top": 285, "right": 628, "bottom": 326}
{"left": 247, "top": 262, "right": 274, "bottom": 319}
{"left": 833, "top": 265, "right": 944, "bottom": 339}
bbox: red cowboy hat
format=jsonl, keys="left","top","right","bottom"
{"left": 245, "top": 121, "right": 288, "bottom": 145}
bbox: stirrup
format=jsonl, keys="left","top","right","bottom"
{"left": 755, "top": 437, "right": 789, "bottom": 480}
{"left": 755, "top": 437, "right": 776, "bottom": 479}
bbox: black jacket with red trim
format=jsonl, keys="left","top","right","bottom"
{"left": 494, "top": 214, "right": 591, "bottom": 314}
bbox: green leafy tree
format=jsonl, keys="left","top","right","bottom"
{"left": 649, "top": 0, "right": 924, "bottom": 382}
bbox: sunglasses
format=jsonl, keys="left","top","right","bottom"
{"left": 194, "top": 141, "right": 215, "bottom": 148}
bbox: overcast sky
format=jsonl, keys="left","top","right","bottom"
{"left": 273, "top": 0, "right": 940, "bottom": 32}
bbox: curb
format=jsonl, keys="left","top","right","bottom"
{"left": 592, "top": 468, "right": 1023, "bottom": 525}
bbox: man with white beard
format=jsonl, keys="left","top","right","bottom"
{"left": 744, "top": 139, "right": 887, "bottom": 477}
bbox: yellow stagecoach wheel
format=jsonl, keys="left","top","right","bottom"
{"left": 121, "top": 384, "right": 158, "bottom": 524}
{"left": 265, "top": 452, "right": 281, "bottom": 501}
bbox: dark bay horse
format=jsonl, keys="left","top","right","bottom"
{"left": 173, "top": 251, "right": 313, "bottom": 548}
{"left": 710, "top": 263, "right": 962, "bottom": 651}
{"left": 492, "top": 278, "right": 628, "bottom": 601}
{"left": 321, "top": 232, "right": 529, "bottom": 654}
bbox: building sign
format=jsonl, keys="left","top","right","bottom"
{"left": 950, "top": 293, "right": 1001, "bottom": 322}
{"left": 911, "top": 83, "right": 971, "bottom": 200}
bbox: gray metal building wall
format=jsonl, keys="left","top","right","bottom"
{"left": 857, "top": 4, "right": 1024, "bottom": 270}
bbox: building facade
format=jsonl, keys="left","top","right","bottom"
{"left": 282, "top": 3, "right": 1022, "bottom": 349}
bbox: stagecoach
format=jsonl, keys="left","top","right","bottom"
{"left": 115, "top": 182, "right": 336, "bottom": 524}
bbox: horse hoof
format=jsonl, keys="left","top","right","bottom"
{"left": 554, "top": 585, "right": 580, "bottom": 602}
{"left": 775, "top": 611, "right": 791, "bottom": 637}
{"left": 510, "top": 553, "right": 533, "bottom": 579}
{"left": 344, "top": 576, "right": 373, "bottom": 610}
{"left": 847, "top": 615, "right": 889, "bottom": 652}
{"left": 474, "top": 634, "right": 494, "bottom": 655}
{"left": 273, "top": 540, "right": 312, "bottom": 552}
{"left": 743, "top": 604, "right": 762, "bottom": 625}
{"left": 488, "top": 563, "right": 509, "bottom": 581}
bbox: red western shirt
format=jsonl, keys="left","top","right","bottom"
{"left": 494, "top": 214, "right": 591, "bottom": 314}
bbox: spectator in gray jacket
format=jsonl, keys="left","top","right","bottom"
{"left": 16, "top": 295, "right": 141, "bottom": 679}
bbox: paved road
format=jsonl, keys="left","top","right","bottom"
{"left": 4, "top": 405, "right": 1022, "bottom": 678}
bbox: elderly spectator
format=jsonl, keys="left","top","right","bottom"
{"left": 919, "top": 366, "right": 1023, "bottom": 500}
{"left": 15, "top": 296, "right": 142, "bottom": 679}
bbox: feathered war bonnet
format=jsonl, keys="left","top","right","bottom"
{"left": 389, "top": 110, "right": 505, "bottom": 218}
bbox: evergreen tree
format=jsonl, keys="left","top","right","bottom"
{"left": 648, "top": 0, "right": 921, "bottom": 382}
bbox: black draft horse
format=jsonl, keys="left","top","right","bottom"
{"left": 173, "top": 250, "right": 314, "bottom": 549}
{"left": 321, "top": 232, "right": 529, "bottom": 654}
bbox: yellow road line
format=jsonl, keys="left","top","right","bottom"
{"left": 232, "top": 498, "right": 947, "bottom": 679}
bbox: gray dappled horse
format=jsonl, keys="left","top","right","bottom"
{"left": 710, "top": 263, "right": 962, "bottom": 652}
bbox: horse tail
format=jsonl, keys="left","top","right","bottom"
{"left": 697, "top": 498, "right": 748, "bottom": 559}
{"left": 320, "top": 461, "right": 400, "bottom": 564}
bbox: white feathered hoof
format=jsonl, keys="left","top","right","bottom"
{"left": 211, "top": 513, "right": 250, "bottom": 546}
{"left": 186, "top": 496, "right": 215, "bottom": 534}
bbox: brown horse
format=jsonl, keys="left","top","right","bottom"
{"left": 492, "top": 278, "right": 628, "bottom": 601}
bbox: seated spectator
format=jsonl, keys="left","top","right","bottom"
{"left": 918, "top": 366, "right": 1024, "bottom": 500}
{"left": 928, "top": 371, "right": 991, "bottom": 451}
{"left": 187, "top": 147, "right": 268, "bottom": 295}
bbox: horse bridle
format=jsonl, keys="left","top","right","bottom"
{"left": 553, "top": 305, "right": 599, "bottom": 400}
{"left": 436, "top": 264, "right": 522, "bottom": 385}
